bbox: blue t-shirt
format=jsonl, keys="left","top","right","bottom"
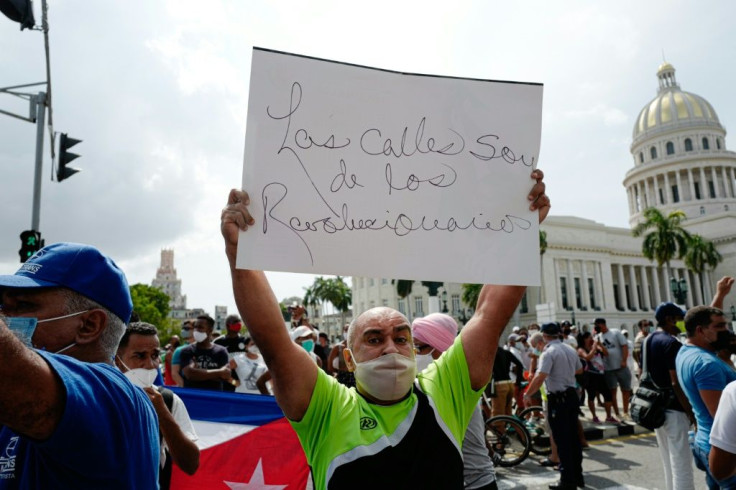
{"left": 0, "top": 351, "right": 159, "bottom": 489}
{"left": 676, "top": 344, "right": 736, "bottom": 451}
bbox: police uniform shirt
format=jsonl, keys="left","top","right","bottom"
{"left": 538, "top": 340, "right": 581, "bottom": 394}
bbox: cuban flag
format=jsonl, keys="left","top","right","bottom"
{"left": 169, "top": 388, "right": 309, "bottom": 489}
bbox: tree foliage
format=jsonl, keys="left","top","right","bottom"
{"left": 129, "top": 283, "right": 179, "bottom": 343}
{"left": 632, "top": 208, "right": 691, "bottom": 276}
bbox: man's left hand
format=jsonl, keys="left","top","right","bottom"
{"left": 528, "top": 169, "right": 550, "bottom": 223}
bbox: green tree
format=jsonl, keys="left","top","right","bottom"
{"left": 306, "top": 276, "right": 352, "bottom": 329}
{"left": 632, "top": 208, "right": 691, "bottom": 301}
{"left": 461, "top": 284, "right": 482, "bottom": 310}
{"left": 129, "top": 283, "right": 178, "bottom": 343}
{"left": 684, "top": 234, "right": 722, "bottom": 299}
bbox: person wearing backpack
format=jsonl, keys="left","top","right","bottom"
{"left": 648, "top": 303, "right": 695, "bottom": 490}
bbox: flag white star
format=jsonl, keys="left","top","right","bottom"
{"left": 224, "top": 459, "right": 288, "bottom": 490}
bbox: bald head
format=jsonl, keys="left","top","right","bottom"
{"left": 347, "top": 307, "right": 409, "bottom": 350}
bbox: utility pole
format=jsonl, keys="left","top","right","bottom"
{"left": 31, "top": 91, "right": 46, "bottom": 230}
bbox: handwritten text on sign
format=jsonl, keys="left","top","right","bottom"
{"left": 238, "top": 48, "right": 544, "bottom": 285}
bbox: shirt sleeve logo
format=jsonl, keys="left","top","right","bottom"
{"left": 360, "top": 417, "right": 377, "bottom": 430}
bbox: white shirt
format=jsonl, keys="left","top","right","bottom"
{"left": 710, "top": 380, "right": 736, "bottom": 454}
{"left": 232, "top": 353, "right": 268, "bottom": 394}
{"left": 161, "top": 389, "right": 198, "bottom": 467}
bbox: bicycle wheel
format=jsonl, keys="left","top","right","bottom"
{"left": 519, "top": 405, "right": 551, "bottom": 455}
{"left": 484, "top": 415, "right": 531, "bottom": 467}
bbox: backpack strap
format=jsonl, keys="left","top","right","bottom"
{"left": 157, "top": 385, "right": 175, "bottom": 413}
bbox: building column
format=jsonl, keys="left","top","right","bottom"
{"left": 554, "top": 259, "right": 564, "bottom": 308}
{"left": 628, "top": 264, "right": 640, "bottom": 310}
{"left": 653, "top": 176, "right": 661, "bottom": 205}
{"left": 664, "top": 172, "right": 672, "bottom": 203}
{"left": 651, "top": 266, "right": 662, "bottom": 306}
{"left": 627, "top": 187, "right": 635, "bottom": 215}
{"left": 700, "top": 167, "right": 708, "bottom": 200}
{"left": 643, "top": 178, "right": 652, "bottom": 208}
{"left": 712, "top": 167, "right": 720, "bottom": 198}
{"left": 581, "top": 260, "right": 590, "bottom": 310}
{"left": 675, "top": 170, "right": 684, "bottom": 203}
{"left": 566, "top": 259, "right": 575, "bottom": 309}
{"left": 721, "top": 167, "right": 729, "bottom": 199}
{"left": 600, "top": 261, "right": 615, "bottom": 311}
{"left": 687, "top": 168, "right": 696, "bottom": 201}
{"left": 730, "top": 168, "right": 736, "bottom": 198}
{"left": 617, "top": 264, "right": 627, "bottom": 310}
{"left": 641, "top": 265, "right": 652, "bottom": 311}
{"left": 692, "top": 272, "right": 703, "bottom": 306}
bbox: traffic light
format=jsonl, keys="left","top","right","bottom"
{"left": 57, "top": 133, "right": 82, "bottom": 182}
{"left": 19, "top": 230, "right": 43, "bottom": 263}
{"left": 0, "top": 0, "right": 35, "bottom": 30}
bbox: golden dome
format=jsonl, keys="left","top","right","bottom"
{"left": 633, "top": 63, "right": 721, "bottom": 141}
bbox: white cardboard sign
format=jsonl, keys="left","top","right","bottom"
{"left": 238, "top": 48, "right": 543, "bottom": 285}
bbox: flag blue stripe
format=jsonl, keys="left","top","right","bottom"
{"left": 170, "top": 387, "right": 284, "bottom": 426}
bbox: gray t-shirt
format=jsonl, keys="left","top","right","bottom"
{"left": 538, "top": 340, "right": 581, "bottom": 393}
{"left": 598, "top": 329, "right": 627, "bottom": 371}
{"left": 462, "top": 405, "right": 496, "bottom": 489}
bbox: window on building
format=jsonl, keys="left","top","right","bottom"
{"left": 717, "top": 138, "right": 722, "bottom": 150}
{"left": 700, "top": 206, "right": 705, "bottom": 216}
{"left": 666, "top": 141, "right": 674, "bottom": 155}
{"left": 639, "top": 152, "right": 644, "bottom": 163}
{"left": 672, "top": 185, "right": 680, "bottom": 203}
{"left": 520, "top": 292, "right": 528, "bottom": 314}
{"left": 694, "top": 182, "right": 701, "bottom": 200}
{"left": 414, "top": 297, "right": 424, "bottom": 317}
{"left": 382, "top": 278, "right": 388, "bottom": 285}
{"left": 613, "top": 284, "right": 622, "bottom": 311}
{"left": 709, "top": 181, "right": 716, "bottom": 198}
{"left": 702, "top": 137, "right": 710, "bottom": 150}
{"left": 398, "top": 298, "right": 406, "bottom": 315}
{"left": 588, "top": 278, "right": 596, "bottom": 309}
{"left": 451, "top": 294, "right": 461, "bottom": 315}
{"left": 685, "top": 138, "right": 693, "bottom": 151}
{"left": 625, "top": 285, "right": 632, "bottom": 310}
{"left": 726, "top": 205, "right": 730, "bottom": 212}
{"left": 650, "top": 147, "right": 657, "bottom": 159}
{"left": 382, "top": 299, "right": 388, "bottom": 307}
{"left": 369, "top": 278, "right": 374, "bottom": 287}
{"left": 574, "top": 277, "right": 582, "bottom": 309}
{"left": 659, "top": 188, "right": 665, "bottom": 204}
{"left": 560, "top": 277, "right": 569, "bottom": 310}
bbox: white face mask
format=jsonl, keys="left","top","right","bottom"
{"left": 117, "top": 357, "right": 157, "bottom": 388}
{"left": 247, "top": 345, "right": 260, "bottom": 355}
{"left": 193, "top": 331, "right": 208, "bottom": 343}
{"left": 415, "top": 350, "right": 435, "bottom": 372}
{"left": 348, "top": 351, "right": 417, "bottom": 402}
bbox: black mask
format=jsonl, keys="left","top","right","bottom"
{"left": 710, "top": 330, "right": 734, "bottom": 351}
{"left": 593, "top": 325, "right": 602, "bottom": 334}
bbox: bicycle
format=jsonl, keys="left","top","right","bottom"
{"left": 518, "top": 405, "right": 551, "bottom": 456}
{"left": 484, "top": 414, "right": 531, "bottom": 467}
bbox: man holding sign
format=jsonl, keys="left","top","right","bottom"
{"left": 220, "top": 169, "right": 548, "bottom": 488}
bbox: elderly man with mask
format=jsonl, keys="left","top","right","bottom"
{"left": 0, "top": 243, "right": 159, "bottom": 488}
{"left": 220, "top": 169, "right": 549, "bottom": 488}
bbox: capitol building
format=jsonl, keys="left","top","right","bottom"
{"left": 351, "top": 62, "right": 736, "bottom": 334}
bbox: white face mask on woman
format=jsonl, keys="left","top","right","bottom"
{"left": 415, "top": 349, "right": 435, "bottom": 373}
{"left": 347, "top": 351, "right": 417, "bottom": 401}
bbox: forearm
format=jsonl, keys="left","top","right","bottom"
{"left": 182, "top": 366, "right": 226, "bottom": 382}
{"left": 171, "top": 366, "right": 184, "bottom": 387}
{"left": 158, "top": 410, "right": 200, "bottom": 475}
{"left": 710, "top": 446, "right": 736, "bottom": 481}
{"left": 0, "top": 325, "right": 64, "bottom": 439}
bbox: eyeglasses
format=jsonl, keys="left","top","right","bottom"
{"left": 182, "top": 326, "right": 193, "bottom": 331}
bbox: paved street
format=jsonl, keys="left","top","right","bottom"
{"left": 494, "top": 432, "right": 708, "bottom": 490}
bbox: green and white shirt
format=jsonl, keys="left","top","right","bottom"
{"left": 291, "top": 336, "right": 482, "bottom": 489}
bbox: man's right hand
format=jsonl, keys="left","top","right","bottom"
{"left": 221, "top": 189, "right": 255, "bottom": 262}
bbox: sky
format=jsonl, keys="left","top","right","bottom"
{"left": 2, "top": 0, "right": 735, "bottom": 317}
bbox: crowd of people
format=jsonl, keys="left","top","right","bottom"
{"left": 2, "top": 167, "right": 736, "bottom": 490}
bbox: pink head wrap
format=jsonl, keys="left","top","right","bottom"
{"left": 411, "top": 313, "right": 458, "bottom": 353}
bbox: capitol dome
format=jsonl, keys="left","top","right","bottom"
{"left": 632, "top": 62, "right": 722, "bottom": 143}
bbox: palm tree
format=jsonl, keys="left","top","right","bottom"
{"left": 632, "top": 208, "right": 691, "bottom": 301}
{"left": 461, "top": 284, "right": 482, "bottom": 311}
{"left": 684, "top": 234, "right": 722, "bottom": 300}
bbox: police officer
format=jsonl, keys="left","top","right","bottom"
{"left": 524, "top": 322, "right": 584, "bottom": 490}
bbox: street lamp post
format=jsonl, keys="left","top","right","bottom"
{"left": 441, "top": 290, "right": 448, "bottom": 313}
{"left": 670, "top": 277, "right": 688, "bottom": 305}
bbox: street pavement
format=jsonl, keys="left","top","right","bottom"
{"left": 494, "top": 404, "right": 708, "bottom": 490}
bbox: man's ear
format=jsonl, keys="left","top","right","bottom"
{"left": 75, "top": 309, "right": 108, "bottom": 345}
{"left": 343, "top": 348, "right": 356, "bottom": 372}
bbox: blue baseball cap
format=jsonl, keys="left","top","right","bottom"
{"left": 540, "top": 322, "right": 561, "bottom": 335}
{"left": 0, "top": 242, "right": 133, "bottom": 323}
{"left": 654, "top": 302, "right": 685, "bottom": 324}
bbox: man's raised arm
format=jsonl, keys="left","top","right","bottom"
{"left": 460, "top": 169, "right": 550, "bottom": 391}
{"left": 221, "top": 189, "right": 318, "bottom": 421}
